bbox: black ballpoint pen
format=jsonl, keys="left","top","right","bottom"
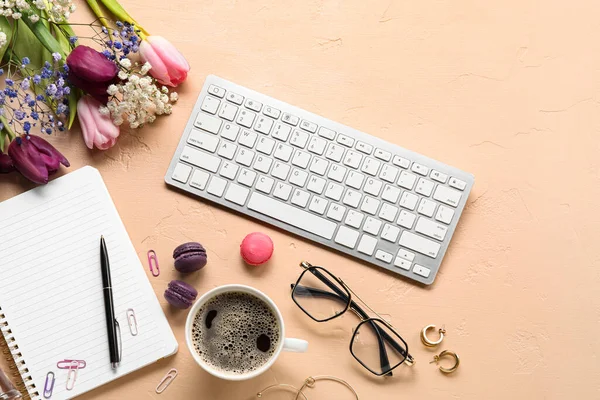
{"left": 100, "top": 235, "right": 120, "bottom": 370}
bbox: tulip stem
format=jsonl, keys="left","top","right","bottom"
{"left": 0, "top": 116, "right": 16, "bottom": 141}
{"left": 85, "top": 0, "right": 111, "bottom": 29}
{"left": 98, "top": 0, "right": 150, "bottom": 38}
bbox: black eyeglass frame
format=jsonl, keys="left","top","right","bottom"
{"left": 290, "top": 261, "right": 414, "bottom": 376}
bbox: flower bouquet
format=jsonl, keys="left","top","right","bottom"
{"left": 0, "top": 0, "right": 189, "bottom": 184}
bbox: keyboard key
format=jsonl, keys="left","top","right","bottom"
{"left": 292, "top": 150, "right": 311, "bottom": 168}
{"left": 327, "top": 164, "right": 347, "bottom": 182}
{"left": 256, "top": 137, "right": 275, "bottom": 154}
{"left": 381, "top": 224, "right": 400, "bottom": 242}
{"left": 411, "top": 162, "right": 429, "bottom": 176}
{"left": 253, "top": 155, "right": 273, "bottom": 173}
{"left": 325, "top": 143, "right": 345, "bottom": 162}
{"left": 449, "top": 177, "right": 467, "bottom": 190}
{"left": 201, "top": 96, "right": 220, "bottom": 114}
{"left": 239, "top": 130, "right": 257, "bottom": 148}
{"left": 397, "top": 210, "right": 416, "bottom": 229}
{"left": 433, "top": 185, "right": 462, "bottom": 207}
{"left": 337, "top": 134, "right": 354, "bottom": 147}
{"left": 326, "top": 204, "right": 346, "bottom": 222}
{"left": 263, "top": 106, "right": 281, "bottom": 119}
{"left": 430, "top": 170, "right": 448, "bottom": 183}
{"left": 208, "top": 85, "right": 225, "bottom": 98}
{"left": 236, "top": 109, "right": 256, "bottom": 128}
{"left": 309, "top": 196, "right": 328, "bottom": 215}
{"left": 172, "top": 163, "right": 191, "bottom": 183}
{"left": 356, "top": 141, "right": 373, "bottom": 154}
{"left": 291, "top": 189, "right": 310, "bottom": 208}
{"left": 254, "top": 116, "right": 274, "bottom": 135}
{"left": 190, "top": 169, "right": 209, "bottom": 190}
{"left": 335, "top": 226, "right": 360, "bottom": 249}
{"left": 245, "top": 98, "right": 262, "bottom": 112}
{"left": 219, "top": 162, "right": 238, "bottom": 180}
{"left": 308, "top": 136, "right": 327, "bottom": 155}
{"left": 435, "top": 205, "right": 455, "bottom": 225}
{"left": 342, "top": 189, "right": 362, "bottom": 208}
{"left": 282, "top": 112, "right": 299, "bottom": 126}
{"left": 361, "top": 157, "right": 381, "bottom": 176}
{"left": 235, "top": 148, "right": 255, "bottom": 166}
{"left": 300, "top": 120, "right": 318, "bottom": 133}
{"left": 248, "top": 192, "right": 337, "bottom": 239}
{"left": 346, "top": 171, "right": 364, "bottom": 189}
{"left": 273, "top": 182, "right": 293, "bottom": 200}
{"left": 324, "top": 182, "right": 344, "bottom": 201}
{"left": 274, "top": 143, "right": 293, "bottom": 162}
{"left": 415, "top": 178, "right": 435, "bottom": 197}
{"left": 394, "top": 257, "right": 411, "bottom": 270}
{"left": 309, "top": 158, "right": 329, "bottom": 175}
{"left": 415, "top": 218, "right": 448, "bottom": 241}
{"left": 188, "top": 130, "right": 219, "bottom": 152}
{"left": 357, "top": 235, "right": 378, "bottom": 256}
{"left": 237, "top": 168, "right": 256, "bottom": 187}
{"left": 398, "top": 171, "right": 417, "bottom": 190}
{"left": 194, "top": 112, "right": 222, "bottom": 134}
{"left": 363, "top": 217, "right": 382, "bottom": 236}
{"left": 418, "top": 198, "right": 437, "bottom": 217}
{"left": 318, "top": 127, "right": 336, "bottom": 140}
{"left": 397, "top": 249, "right": 415, "bottom": 262}
{"left": 379, "top": 203, "right": 398, "bottom": 222}
{"left": 307, "top": 175, "right": 326, "bottom": 194}
{"left": 399, "top": 192, "right": 419, "bottom": 210}
{"left": 381, "top": 184, "right": 400, "bottom": 203}
{"left": 379, "top": 165, "right": 399, "bottom": 183}
{"left": 256, "top": 176, "right": 274, "bottom": 193}
{"left": 207, "top": 176, "right": 227, "bottom": 196}
{"left": 271, "top": 161, "right": 291, "bottom": 180}
{"left": 360, "top": 196, "right": 380, "bottom": 215}
{"left": 374, "top": 148, "right": 391, "bottom": 162}
{"left": 343, "top": 150, "right": 362, "bottom": 169}
{"left": 364, "top": 178, "right": 383, "bottom": 196}
{"left": 218, "top": 102, "right": 238, "bottom": 121}
{"left": 399, "top": 231, "right": 440, "bottom": 258}
{"left": 217, "top": 142, "right": 237, "bottom": 160}
{"left": 392, "top": 155, "right": 410, "bottom": 169}
{"left": 272, "top": 123, "right": 292, "bottom": 141}
{"left": 221, "top": 123, "right": 240, "bottom": 141}
{"left": 226, "top": 91, "right": 243, "bottom": 104}
{"left": 225, "top": 183, "right": 250, "bottom": 206}
{"left": 290, "top": 130, "right": 309, "bottom": 148}
{"left": 290, "top": 169, "right": 309, "bottom": 187}
{"left": 375, "top": 250, "right": 393, "bottom": 263}
{"left": 181, "top": 146, "right": 221, "bottom": 172}
{"left": 413, "top": 264, "right": 431, "bottom": 278}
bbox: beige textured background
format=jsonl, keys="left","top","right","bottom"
{"left": 1, "top": 0, "right": 599, "bottom": 399}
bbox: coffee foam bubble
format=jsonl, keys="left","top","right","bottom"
{"left": 191, "top": 291, "right": 280, "bottom": 375}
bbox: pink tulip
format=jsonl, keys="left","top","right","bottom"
{"left": 77, "top": 96, "right": 120, "bottom": 150}
{"left": 139, "top": 36, "right": 190, "bottom": 87}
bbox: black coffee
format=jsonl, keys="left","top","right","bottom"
{"left": 191, "top": 291, "right": 280, "bottom": 374}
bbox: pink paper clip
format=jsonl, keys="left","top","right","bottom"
{"left": 57, "top": 360, "right": 86, "bottom": 369}
{"left": 66, "top": 361, "right": 78, "bottom": 391}
{"left": 148, "top": 250, "right": 160, "bottom": 277}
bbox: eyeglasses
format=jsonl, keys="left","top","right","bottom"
{"left": 290, "top": 261, "right": 414, "bottom": 376}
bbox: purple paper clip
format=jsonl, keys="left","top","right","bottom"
{"left": 66, "top": 361, "right": 78, "bottom": 391}
{"left": 57, "top": 360, "right": 86, "bottom": 369}
{"left": 43, "top": 371, "right": 55, "bottom": 399}
{"left": 148, "top": 250, "right": 160, "bottom": 277}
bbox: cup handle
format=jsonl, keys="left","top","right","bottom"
{"left": 282, "top": 338, "right": 308, "bottom": 353}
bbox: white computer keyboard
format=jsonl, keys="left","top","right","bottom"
{"left": 165, "top": 75, "right": 474, "bottom": 284}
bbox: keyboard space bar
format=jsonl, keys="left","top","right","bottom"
{"left": 247, "top": 193, "right": 337, "bottom": 240}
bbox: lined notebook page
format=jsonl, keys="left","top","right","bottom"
{"left": 0, "top": 166, "right": 177, "bottom": 400}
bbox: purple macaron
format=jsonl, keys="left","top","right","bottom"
{"left": 164, "top": 280, "right": 198, "bottom": 309}
{"left": 173, "top": 242, "right": 208, "bottom": 273}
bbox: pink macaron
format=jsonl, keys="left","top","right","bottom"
{"left": 240, "top": 232, "right": 274, "bottom": 265}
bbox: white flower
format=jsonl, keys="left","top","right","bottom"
{"left": 113, "top": 117, "right": 123, "bottom": 126}
{"left": 169, "top": 92, "right": 178, "bottom": 102}
{"left": 0, "top": 32, "right": 6, "bottom": 48}
{"left": 11, "top": 12, "right": 21, "bottom": 19}
{"left": 119, "top": 58, "right": 131, "bottom": 69}
{"left": 28, "top": 14, "right": 39, "bottom": 22}
{"left": 99, "top": 106, "right": 110, "bottom": 116}
{"left": 107, "top": 84, "right": 118, "bottom": 96}
{"left": 161, "top": 86, "right": 168, "bottom": 94}
{"left": 118, "top": 70, "right": 128, "bottom": 80}
{"left": 140, "top": 62, "right": 152, "bottom": 75}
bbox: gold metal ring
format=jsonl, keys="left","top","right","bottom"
{"left": 420, "top": 324, "right": 446, "bottom": 347}
{"left": 430, "top": 350, "right": 460, "bottom": 374}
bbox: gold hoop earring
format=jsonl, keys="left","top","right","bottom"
{"left": 429, "top": 350, "right": 460, "bottom": 374}
{"left": 420, "top": 324, "right": 446, "bottom": 347}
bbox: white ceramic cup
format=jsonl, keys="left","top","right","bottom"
{"left": 185, "top": 284, "right": 308, "bottom": 381}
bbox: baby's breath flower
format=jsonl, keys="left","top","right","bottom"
{"left": 140, "top": 62, "right": 152, "bottom": 75}
{"left": 170, "top": 92, "right": 178, "bottom": 102}
{"left": 119, "top": 58, "right": 131, "bottom": 69}
{"left": 0, "top": 32, "right": 6, "bottom": 48}
{"left": 28, "top": 14, "right": 39, "bottom": 22}
{"left": 118, "top": 70, "right": 128, "bottom": 80}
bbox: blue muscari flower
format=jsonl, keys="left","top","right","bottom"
{"left": 45, "top": 128, "right": 52, "bottom": 134}
{"left": 114, "top": 41, "right": 122, "bottom": 49}
{"left": 14, "top": 110, "right": 25, "bottom": 120}
{"left": 123, "top": 48, "right": 130, "bottom": 56}
{"left": 102, "top": 49, "right": 112, "bottom": 58}
{"left": 46, "top": 84, "right": 58, "bottom": 96}
{"left": 116, "top": 21, "right": 123, "bottom": 27}
{"left": 5, "top": 79, "right": 13, "bottom": 86}
{"left": 0, "top": 68, "right": 3, "bottom": 75}
{"left": 57, "top": 103, "right": 67, "bottom": 114}
{"left": 52, "top": 53, "right": 61, "bottom": 62}
{"left": 132, "top": 44, "right": 139, "bottom": 53}
{"left": 28, "top": 100, "right": 35, "bottom": 107}
{"left": 41, "top": 68, "right": 52, "bottom": 79}
{"left": 63, "top": 86, "right": 71, "bottom": 95}
{"left": 44, "top": 61, "right": 51, "bottom": 68}
{"left": 130, "top": 36, "right": 138, "bottom": 44}
{"left": 23, "top": 121, "right": 31, "bottom": 133}
{"left": 102, "top": 26, "right": 108, "bottom": 34}
{"left": 33, "top": 74, "right": 41, "bottom": 84}
{"left": 106, "top": 40, "right": 113, "bottom": 47}
{"left": 69, "top": 36, "right": 78, "bottom": 45}
{"left": 31, "top": 111, "right": 39, "bottom": 120}
{"left": 22, "top": 57, "right": 30, "bottom": 65}
{"left": 36, "top": 94, "right": 44, "bottom": 101}
{"left": 57, "top": 77, "right": 65, "bottom": 87}
{"left": 63, "top": 64, "right": 69, "bottom": 73}
{"left": 20, "top": 79, "right": 30, "bottom": 90}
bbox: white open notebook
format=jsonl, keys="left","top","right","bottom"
{"left": 0, "top": 166, "right": 178, "bottom": 400}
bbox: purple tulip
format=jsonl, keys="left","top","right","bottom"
{"left": 66, "top": 45, "right": 119, "bottom": 104}
{"left": 8, "top": 135, "right": 70, "bottom": 184}
{"left": 0, "top": 153, "right": 14, "bottom": 173}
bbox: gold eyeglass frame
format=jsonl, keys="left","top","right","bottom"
{"left": 257, "top": 375, "right": 359, "bottom": 399}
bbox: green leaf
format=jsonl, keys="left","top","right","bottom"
{"left": 86, "top": 0, "right": 110, "bottom": 28}
{"left": 0, "top": 131, "right": 4, "bottom": 153}
{"left": 67, "top": 89, "right": 80, "bottom": 129}
{"left": 12, "top": 19, "right": 51, "bottom": 69}
{"left": 22, "top": 15, "right": 65, "bottom": 58}
{"left": 99, "top": 0, "right": 149, "bottom": 37}
{"left": 0, "top": 16, "right": 13, "bottom": 62}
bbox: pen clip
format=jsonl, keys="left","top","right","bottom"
{"left": 115, "top": 318, "right": 122, "bottom": 363}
